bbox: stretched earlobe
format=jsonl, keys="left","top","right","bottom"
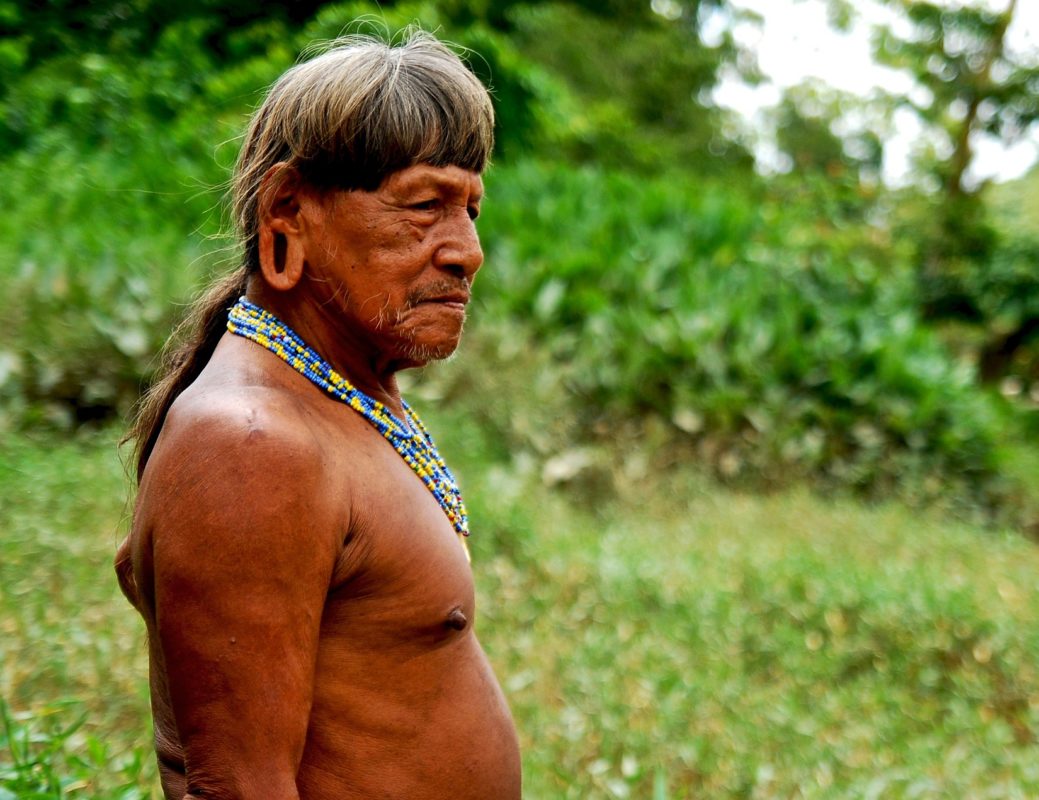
{"left": 256, "top": 163, "right": 307, "bottom": 291}
{"left": 258, "top": 224, "right": 305, "bottom": 291}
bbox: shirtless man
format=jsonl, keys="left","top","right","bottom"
{"left": 114, "top": 33, "right": 521, "bottom": 799}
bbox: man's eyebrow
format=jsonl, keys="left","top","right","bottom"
{"left": 410, "top": 172, "right": 482, "bottom": 192}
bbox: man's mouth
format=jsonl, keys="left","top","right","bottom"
{"left": 418, "top": 292, "right": 470, "bottom": 310}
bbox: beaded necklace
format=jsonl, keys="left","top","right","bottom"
{"left": 227, "top": 297, "right": 470, "bottom": 557}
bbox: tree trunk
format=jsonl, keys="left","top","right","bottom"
{"left": 945, "top": 0, "right": 1017, "bottom": 198}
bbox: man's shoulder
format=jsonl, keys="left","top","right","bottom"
{"left": 147, "top": 382, "right": 327, "bottom": 485}
{"left": 135, "top": 382, "right": 350, "bottom": 549}
{"left": 132, "top": 382, "right": 353, "bottom": 612}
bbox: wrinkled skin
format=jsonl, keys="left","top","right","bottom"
{"left": 115, "top": 165, "right": 521, "bottom": 799}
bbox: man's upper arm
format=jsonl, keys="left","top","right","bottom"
{"left": 146, "top": 408, "right": 340, "bottom": 798}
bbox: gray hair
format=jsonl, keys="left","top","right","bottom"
{"left": 233, "top": 30, "right": 495, "bottom": 269}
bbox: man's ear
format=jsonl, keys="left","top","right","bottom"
{"left": 257, "top": 164, "right": 308, "bottom": 292}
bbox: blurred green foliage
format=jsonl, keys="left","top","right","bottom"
{"left": 870, "top": 0, "right": 1039, "bottom": 379}
{"left": 477, "top": 162, "right": 1000, "bottom": 498}
{"left": 0, "top": 0, "right": 1036, "bottom": 512}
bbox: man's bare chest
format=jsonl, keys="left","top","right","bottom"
{"left": 318, "top": 416, "right": 477, "bottom": 652}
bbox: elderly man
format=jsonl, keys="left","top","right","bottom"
{"left": 114, "top": 32, "right": 521, "bottom": 799}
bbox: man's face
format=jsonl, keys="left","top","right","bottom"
{"left": 300, "top": 164, "right": 484, "bottom": 367}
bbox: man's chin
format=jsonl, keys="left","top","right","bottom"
{"left": 398, "top": 337, "right": 462, "bottom": 368}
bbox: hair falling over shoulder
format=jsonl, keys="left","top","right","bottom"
{"left": 123, "top": 268, "right": 247, "bottom": 481}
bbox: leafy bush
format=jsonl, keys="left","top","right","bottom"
{"left": 0, "top": 1, "right": 566, "bottom": 428}
{"left": 0, "top": 5, "right": 1014, "bottom": 507}
{"left": 971, "top": 237, "right": 1039, "bottom": 384}
{"left": 474, "top": 161, "right": 1002, "bottom": 499}
{"left": 0, "top": 137, "right": 222, "bottom": 427}
{"left": 0, "top": 13, "right": 249, "bottom": 426}
{"left": 892, "top": 173, "right": 1039, "bottom": 390}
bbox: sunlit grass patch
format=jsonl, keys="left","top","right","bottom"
{"left": 4, "top": 427, "right": 1039, "bottom": 798}
{"left": 0, "top": 429, "right": 156, "bottom": 797}
{"left": 464, "top": 466, "right": 1039, "bottom": 798}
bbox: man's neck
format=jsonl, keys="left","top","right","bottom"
{"left": 244, "top": 284, "right": 412, "bottom": 420}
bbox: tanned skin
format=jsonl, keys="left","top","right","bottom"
{"left": 115, "top": 165, "right": 522, "bottom": 799}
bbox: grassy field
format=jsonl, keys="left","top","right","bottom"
{"left": 3, "top": 425, "right": 1039, "bottom": 798}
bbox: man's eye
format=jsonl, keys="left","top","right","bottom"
{"left": 412, "top": 199, "right": 438, "bottom": 211}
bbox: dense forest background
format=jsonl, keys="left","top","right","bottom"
{"left": 3, "top": 1, "right": 1039, "bottom": 796}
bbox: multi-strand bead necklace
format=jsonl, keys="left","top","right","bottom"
{"left": 227, "top": 298, "right": 470, "bottom": 556}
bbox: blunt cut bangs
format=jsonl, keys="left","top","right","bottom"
{"left": 233, "top": 30, "right": 495, "bottom": 269}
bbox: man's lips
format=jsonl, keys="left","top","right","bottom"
{"left": 417, "top": 292, "right": 470, "bottom": 309}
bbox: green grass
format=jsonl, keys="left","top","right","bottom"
{"left": 3, "top": 426, "right": 1039, "bottom": 798}
{"left": 0, "top": 430, "right": 154, "bottom": 797}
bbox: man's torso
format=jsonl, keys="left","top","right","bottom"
{"left": 116, "top": 334, "right": 521, "bottom": 799}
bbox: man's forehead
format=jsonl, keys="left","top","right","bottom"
{"left": 384, "top": 164, "right": 484, "bottom": 197}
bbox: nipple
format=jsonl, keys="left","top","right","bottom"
{"left": 445, "top": 607, "right": 468, "bottom": 631}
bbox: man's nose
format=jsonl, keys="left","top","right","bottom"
{"left": 434, "top": 211, "right": 484, "bottom": 280}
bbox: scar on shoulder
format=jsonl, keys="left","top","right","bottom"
{"left": 445, "top": 606, "right": 468, "bottom": 631}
